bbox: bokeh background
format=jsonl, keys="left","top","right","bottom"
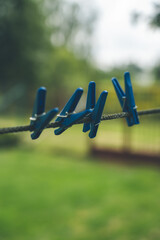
{"left": 0, "top": 0, "right": 160, "bottom": 239}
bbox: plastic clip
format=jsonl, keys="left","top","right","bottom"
{"left": 30, "top": 87, "right": 59, "bottom": 139}
{"left": 54, "top": 88, "right": 91, "bottom": 135}
{"left": 83, "top": 81, "right": 108, "bottom": 138}
{"left": 112, "top": 72, "right": 139, "bottom": 126}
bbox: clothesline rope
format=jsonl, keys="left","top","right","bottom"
{"left": 0, "top": 108, "right": 159, "bottom": 135}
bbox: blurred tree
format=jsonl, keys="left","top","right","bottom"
{"left": 131, "top": 2, "right": 160, "bottom": 28}
{"left": 131, "top": 2, "right": 160, "bottom": 83}
{"left": 105, "top": 63, "right": 142, "bottom": 83}
{"left": 42, "top": 0, "right": 97, "bottom": 59}
{"left": 0, "top": 0, "right": 50, "bottom": 94}
{"left": 152, "top": 62, "right": 160, "bottom": 83}
{"left": 150, "top": 3, "right": 160, "bottom": 28}
{"left": 150, "top": 3, "right": 160, "bottom": 82}
{"left": 35, "top": 0, "right": 98, "bottom": 107}
{"left": 0, "top": 0, "right": 99, "bottom": 111}
{"left": 43, "top": 46, "right": 105, "bottom": 109}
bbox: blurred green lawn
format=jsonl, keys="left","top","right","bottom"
{"left": 0, "top": 148, "right": 160, "bottom": 240}
{"left": 0, "top": 116, "right": 160, "bottom": 240}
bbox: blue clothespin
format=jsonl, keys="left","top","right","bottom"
{"left": 54, "top": 88, "right": 91, "bottom": 135}
{"left": 30, "top": 87, "right": 59, "bottom": 140}
{"left": 83, "top": 81, "right": 108, "bottom": 138}
{"left": 112, "top": 72, "right": 139, "bottom": 126}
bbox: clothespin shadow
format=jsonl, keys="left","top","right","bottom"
{"left": 83, "top": 81, "right": 108, "bottom": 138}
{"left": 54, "top": 88, "right": 91, "bottom": 135}
{"left": 112, "top": 72, "right": 139, "bottom": 126}
{"left": 30, "top": 87, "right": 59, "bottom": 139}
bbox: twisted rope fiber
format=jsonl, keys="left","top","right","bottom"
{"left": 0, "top": 108, "right": 160, "bottom": 135}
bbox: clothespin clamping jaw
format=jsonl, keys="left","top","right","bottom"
{"left": 30, "top": 87, "right": 59, "bottom": 139}
{"left": 83, "top": 81, "right": 108, "bottom": 138}
{"left": 112, "top": 72, "right": 139, "bottom": 126}
{"left": 54, "top": 88, "right": 91, "bottom": 135}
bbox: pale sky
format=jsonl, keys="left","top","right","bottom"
{"left": 68, "top": 0, "right": 160, "bottom": 69}
{"left": 93, "top": 0, "right": 160, "bottom": 68}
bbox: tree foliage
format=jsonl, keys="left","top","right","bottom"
{"left": 132, "top": 2, "right": 160, "bottom": 82}
{"left": 42, "top": 0, "right": 97, "bottom": 58}
{"left": 150, "top": 3, "right": 160, "bottom": 28}
{"left": 0, "top": 0, "right": 98, "bottom": 111}
{"left": 0, "top": 0, "right": 50, "bottom": 93}
{"left": 149, "top": 3, "right": 160, "bottom": 82}
{"left": 152, "top": 62, "right": 160, "bottom": 83}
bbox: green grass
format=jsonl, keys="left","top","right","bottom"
{"left": 0, "top": 148, "right": 160, "bottom": 240}
{"left": 0, "top": 116, "right": 160, "bottom": 239}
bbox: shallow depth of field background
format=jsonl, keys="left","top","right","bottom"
{"left": 0, "top": 0, "right": 160, "bottom": 239}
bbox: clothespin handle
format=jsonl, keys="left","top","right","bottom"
{"left": 55, "top": 88, "right": 83, "bottom": 122}
{"left": 30, "top": 87, "right": 59, "bottom": 139}
{"left": 89, "top": 91, "right": 108, "bottom": 138}
{"left": 112, "top": 72, "right": 139, "bottom": 126}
